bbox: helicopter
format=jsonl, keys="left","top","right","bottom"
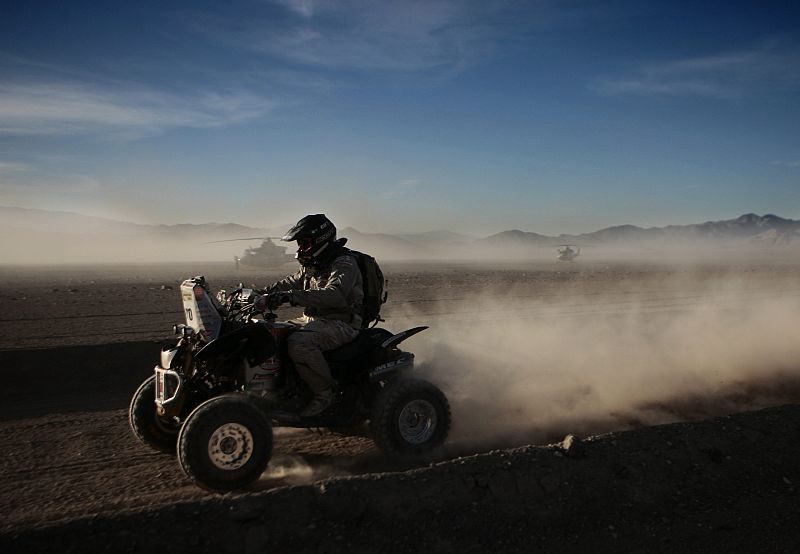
{"left": 556, "top": 244, "right": 581, "bottom": 262}
{"left": 207, "top": 237, "right": 295, "bottom": 270}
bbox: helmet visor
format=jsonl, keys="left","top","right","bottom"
{"left": 297, "top": 237, "right": 315, "bottom": 254}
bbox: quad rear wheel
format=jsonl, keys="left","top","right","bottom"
{"left": 129, "top": 375, "right": 181, "bottom": 454}
{"left": 370, "top": 378, "right": 451, "bottom": 454}
{"left": 177, "top": 394, "right": 273, "bottom": 493}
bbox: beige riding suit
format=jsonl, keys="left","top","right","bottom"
{"left": 270, "top": 253, "right": 363, "bottom": 393}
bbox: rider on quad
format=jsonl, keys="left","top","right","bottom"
{"left": 255, "top": 214, "right": 363, "bottom": 417}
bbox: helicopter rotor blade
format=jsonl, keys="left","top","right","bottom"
{"left": 204, "top": 236, "right": 283, "bottom": 244}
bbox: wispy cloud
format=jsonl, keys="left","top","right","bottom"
{"left": 0, "top": 82, "right": 274, "bottom": 137}
{"left": 0, "top": 161, "right": 31, "bottom": 172}
{"left": 274, "top": 0, "right": 316, "bottom": 18}
{"left": 380, "top": 178, "right": 427, "bottom": 199}
{"left": 770, "top": 159, "right": 800, "bottom": 167}
{"left": 398, "top": 179, "right": 423, "bottom": 188}
{"left": 0, "top": 171, "right": 101, "bottom": 197}
{"left": 594, "top": 40, "right": 800, "bottom": 99}
{"left": 186, "top": 0, "right": 507, "bottom": 74}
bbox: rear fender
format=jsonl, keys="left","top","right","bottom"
{"left": 368, "top": 326, "right": 428, "bottom": 383}
{"left": 380, "top": 326, "right": 428, "bottom": 350}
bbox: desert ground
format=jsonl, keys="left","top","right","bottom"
{"left": 2, "top": 257, "right": 800, "bottom": 552}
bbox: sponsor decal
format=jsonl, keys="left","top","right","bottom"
{"left": 193, "top": 286, "right": 205, "bottom": 300}
{"left": 371, "top": 356, "right": 413, "bottom": 377}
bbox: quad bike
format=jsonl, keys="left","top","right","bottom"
{"left": 129, "top": 276, "right": 450, "bottom": 492}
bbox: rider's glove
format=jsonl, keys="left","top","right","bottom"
{"left": 254, "top": 290, "right": 293, "bottom": 312}
{"left": 267, "top": 291, "right": 292, "bottom": 310}
{"left": 253, "top": 294, "right": 269, "bottom": 312}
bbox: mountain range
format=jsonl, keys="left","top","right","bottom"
{"left": 0, "top": 206, "right": 798, "bottom": 264}
{"left": 481, "top": 213, "right": 800, "bottom": 247}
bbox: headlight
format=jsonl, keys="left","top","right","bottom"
{"left": 172, "top": 324, "right": 195, "bottom": 338}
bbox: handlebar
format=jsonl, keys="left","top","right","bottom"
{"left": 217, "top": 287, "right": 281, "bottom": 324}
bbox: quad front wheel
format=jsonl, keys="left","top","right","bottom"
{"left": 129, "top": 375, "right": 181, "bottom": 454}
{"left": 370, "top": 378, "right": 451, "bottom": 454}
{"left": 177, "top": 394, "right": 273, "bottom": 493}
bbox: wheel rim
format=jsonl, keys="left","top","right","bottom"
{"left": 398, "top": 399, "right": 437, "bottom": 445}
{"left": 207, "top": 423, "right": 254, "bottom": 470}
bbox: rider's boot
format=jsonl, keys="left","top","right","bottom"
{"left": 300, "top": 388, "right": 334, "bottom": 418}
{"left": 259, "top": 389, "right": 281, "bottom": 404}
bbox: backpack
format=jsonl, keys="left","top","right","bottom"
{"left": 345, "top": 248, "right": 387, "bottom": 328}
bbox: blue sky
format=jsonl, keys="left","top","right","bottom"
{"left": 1, "top": 0, "right": 798, "bottom": 235}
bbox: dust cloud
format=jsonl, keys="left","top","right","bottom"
{"left": 405, "top": 274, "right": 800, "bottom": 449}
{"left": 0, "top": 232, "right": 252, "bottom": 264}
{"left": 264, "top": 455, "right": 316, "bottom": 483}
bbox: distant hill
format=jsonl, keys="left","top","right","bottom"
{"left": 338, "top": 227, "right": 429, "bottom": 259}
{"left": 395, "top": 230, "right": 475, "bottom": 245}
{"left": 1, "top": 206, "right": 798, "bottom": 264}
{"left": 0, "top": 206, "right": 284, "bottom": 264}
{"left": 480, "top": 214, "right": 800, "bottom": 248}
{"left": 480, "top": 229, "right": 554, "bottom": 246}
{"left": 0, "top": 206, "right": 272, "bottom": 240}
{"left": 578, "top": 213, "right": 800, "bottom": 244}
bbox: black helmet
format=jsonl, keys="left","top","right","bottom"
{"left": 282, "top": 214, "right": 337, "bottom": 266}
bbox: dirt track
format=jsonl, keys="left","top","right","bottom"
{"left": 2, "top": 260, "right": 800, "bottom": 552}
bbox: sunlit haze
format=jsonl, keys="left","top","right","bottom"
{"left": 1, "top": 1, "right": 799, "bottom": 237}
